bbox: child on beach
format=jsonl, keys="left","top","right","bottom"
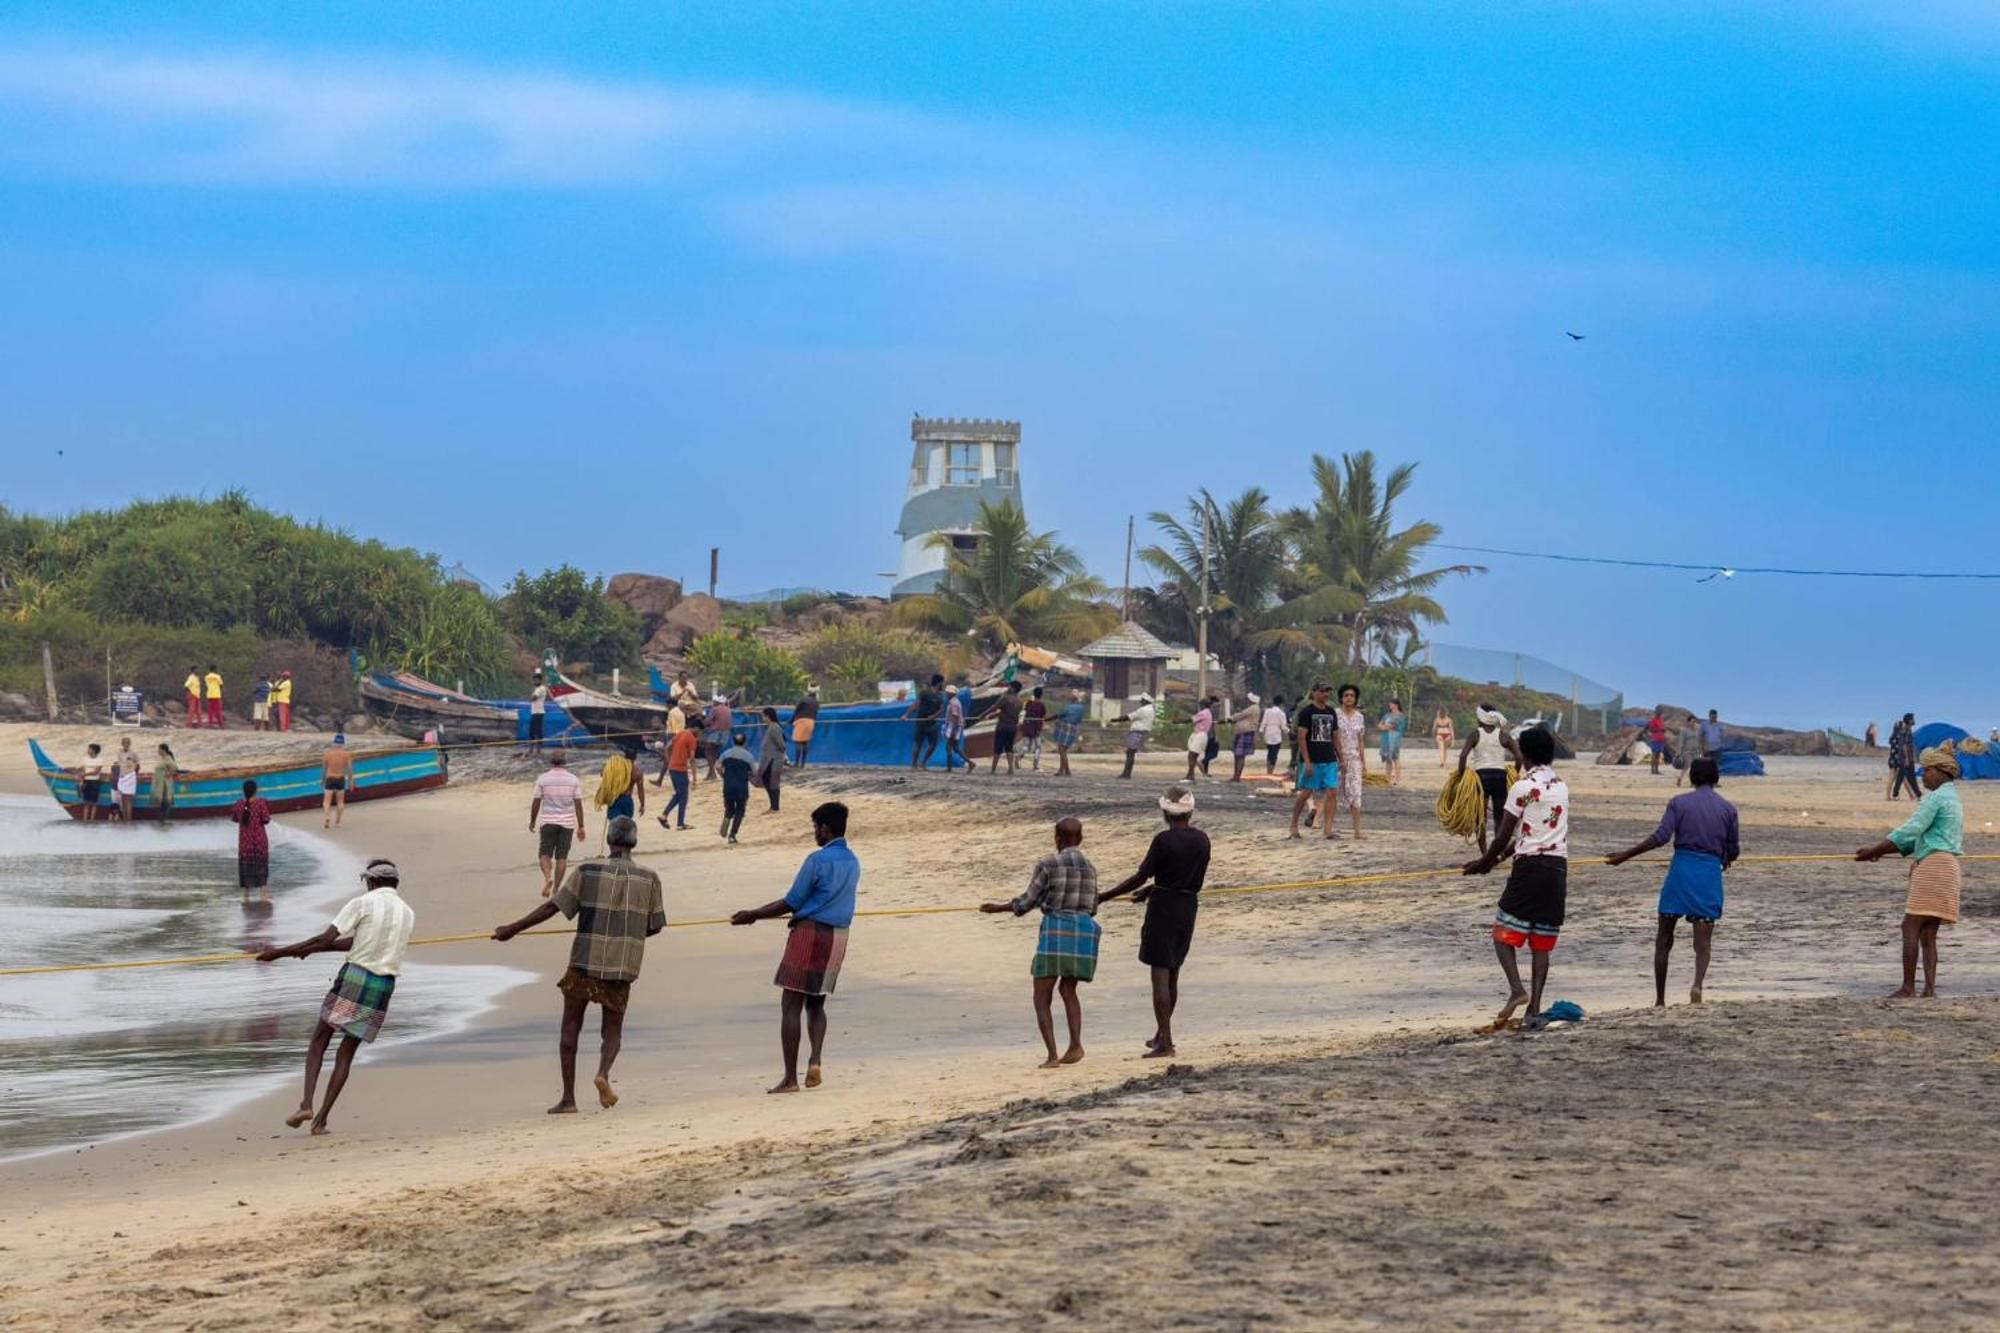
{"left": 1607, "top": 756, "right": 1739, "bottom": 1005}
{"left": 1462, "top": 726, "right": 1568, "bottom": 1028}
{"left": 257, "top": 858, "right": 416, "bottom": 1135}
{"left": 980, "top": 818, "right": 1100, "bottom": 1067}
{"left": 1856, "top": 745, "right": 1963, "bottom": 998}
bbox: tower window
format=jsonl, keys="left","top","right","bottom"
{"left": 947, "top": 443, "right": 981, "bottom": 486}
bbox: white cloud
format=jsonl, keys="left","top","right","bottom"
{"left": 0, "top": 42, "right": 920, "bottom": 186}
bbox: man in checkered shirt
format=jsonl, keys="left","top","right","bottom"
{"left": 981, "top": 817, "right": 1101, "bottom": 1067}
{"left": 494, "top": 815, "right": 665, "bottom": 1114}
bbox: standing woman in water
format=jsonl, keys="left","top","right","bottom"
{"left": 232, "top": 779, "right": 274, "bottom": 904}
{"left": 152, "top": 744, "right": 179, "bottom": 821}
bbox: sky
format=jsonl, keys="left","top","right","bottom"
{"left": 2, "top": 2, "right": 1997, "bottom": 730}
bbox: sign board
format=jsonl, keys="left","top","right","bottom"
{"left": 110, "top": 686, "right": 145, "bottom": 727}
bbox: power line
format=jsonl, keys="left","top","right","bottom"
{"left": 1432, "top": 544, "right": 2000, "bottom": 582}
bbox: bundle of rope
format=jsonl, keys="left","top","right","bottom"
{"left": 1435, "top": 766, "right": 1517, "bottom": 840}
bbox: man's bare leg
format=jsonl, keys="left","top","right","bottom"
{"left": 1144, "top": 965, "right": 1178, "bottom": 1057}
{"left": 771, "top": 991, "right": 806, "bottom": 1093}
{"left": 1032, "top": 975, "right": 1060, "bottom": 1066}
{"left": 1919, "top": 918, "right": 1940, "bottom": 997}
{"left": 1492, "top": 938, "right": 1527, "bottom": 1024}
{"left": 1288, "top": 790, "right": 1309, "bottom": 839}
{"left": 1057, "top": 977, "right": 1085, "bottom": 1063}
{"left": 1890, "top": 914, "right": 1920, "bottom": 998}
{"left": 1320, "top": 792, "right": 1337, "bottom": 840}
{"left": 539, "top": 853, "right": 555, "bottom": 897}
{"left": 1690, "top": 920, "right": 1714, "bottom": 1003}
{"left": 550, "top": 991, "right": 588, "bottom": 1113}
{"left": 594, "top": 1006, "right": 624, "bottom": 1107}
{"left": 1528, "top": 948, "right": 1551, "bottom": 1017}
{"left": 289, "top": 1021, "right": 335, "bottom": 1126}
{"left": 322, "top": 789, "right": 333, "bottom": 829}
{"left": 803, "top": 994, "right": 828, "bottom": 1087}
{"left": 310, "top": 1034, "right": 362, "bottom": 1135}
{"left": 1653, "top": 916, "right": 1676, "bottom": 1007}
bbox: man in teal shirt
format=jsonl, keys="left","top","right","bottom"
{"left": 1857, "top": 746, "right": 1963, "bottom": 999}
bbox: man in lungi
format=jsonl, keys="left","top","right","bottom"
{"left": 1857, "top": 745, "right": 1964, "bottom": 999}
{"left": 1606, "top": 756, "right": 1739, "bottom": 1005}
{"left": 256, "top": 858, "right": 416, "bottom": 1135}
{"left": 792, "top": 683, "right": 820, "bottom": 767}
{"left": 731, "top": 801, "right": 860, "bottom": 1093}
{"left": 1098, "top": 785, "right": 1210, "bottom": 1058}
{"left": 1462, "top": 726, "right": 1568, "bottom": 1029}
{"left": 980, "top": 817, "right": 1099, "bottom": 1067}
{"left": 494, "top": 815, "right": 665, "bottom": 1113}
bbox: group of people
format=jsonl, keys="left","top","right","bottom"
{"left": 901, "top": 675, "right": 1085, "bottom": 776}
{"left": 75, "top": 737, "right": 179, "bottom": 823}
{"left": 181, "top": 665, "right": 294, "bottom": 730}
{"left": 1637, "top": 705, "right": 1730, "bottom": 780}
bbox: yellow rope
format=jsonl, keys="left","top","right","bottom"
{"left": 11, "top": 851, "right": 1994, "bottom": 979}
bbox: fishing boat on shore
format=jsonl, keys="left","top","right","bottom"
{"left": 28, "top": 739, "right": 447, "bottom": 821}
{"left": 545, "top": 668, "right": 668, "bottom": 744}
{"left": 357, "top": 671, "right": 523, "bottom": 744}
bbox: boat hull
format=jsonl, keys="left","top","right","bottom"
{"left": 29, "top": 739, "right": 447, "bottom": 820}
{"left": 358, "top": 676, "right": 521, "bottom": 743}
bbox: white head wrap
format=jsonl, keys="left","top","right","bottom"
{"left": 1476, "top": 707, "right": 1506, "bottom": 728}
{"left": 1158, "top": 784, "right": 1196, "bottom": 816}
{"left": 363, "top": 858, "right": 400, "bottom": 883}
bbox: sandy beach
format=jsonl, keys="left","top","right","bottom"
{"left": 2, "top": 723, "right": 1996, "bottom": 1328}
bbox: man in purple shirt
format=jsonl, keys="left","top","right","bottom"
{"left": 1606, "top": 757, "right": 1740, "bottom": 1007}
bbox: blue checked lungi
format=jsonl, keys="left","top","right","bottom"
{"left": 320, "top": 962, "right": 396, "bottom": 1043}
{"left": 1051, "top": 719, "right": 1082, "bottom": 749}
{"left": 1031, "top": 910, "right": 1101, "bottom": 982}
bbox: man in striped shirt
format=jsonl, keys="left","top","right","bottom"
{"left": 981, "top": 817, "right": 1100, "bottom": 1067}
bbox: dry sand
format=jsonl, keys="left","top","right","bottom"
{"left": 1, "top": 723, "right": 1996, "bottom": 1328}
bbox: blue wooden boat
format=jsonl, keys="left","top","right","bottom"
{"left": 28, "top": 738, "right": 447, "bottom": 821}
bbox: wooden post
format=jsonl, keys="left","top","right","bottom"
{"left": 41, "top": 641, "right": 58, "bottom": 719}
{"left": 708, "top": 548, "right": 719, "bottom": 600}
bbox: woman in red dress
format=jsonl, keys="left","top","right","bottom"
{"left": 232, "top": 779, "right": 273, "bottom": 903}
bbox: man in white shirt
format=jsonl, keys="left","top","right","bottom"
{"left": 257, "top": 858, "right": 417, "bottom": 1136}
{"left": 1460, "top": 727, "right": 1571, "bottom": 1029}
{"left": 1115, "top": 693, "right": 1157, "bottom": 780}
{"left": 1259, "top": 696, "right": 1290, "bottom": 775}
{"left": 531, "top": 750, "right": 588, "bottom": 897}
{"left": 528, "top": 671, "right": 550, "bottom": 752}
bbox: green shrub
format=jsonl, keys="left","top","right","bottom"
{"left": 685, "top": 631, "right": 806, "bottom": 705}
{"left": 798, "top": 624, "right": 942, "bottom": 688}
{"left": 501, "top": 565, "right": 640, "bottom": 674}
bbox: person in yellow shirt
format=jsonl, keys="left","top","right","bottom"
{"left": 184, "top": 664, "right": 203, "bottom": 729}
{"left": 273, "top": 670, "right": 294, "bottom": 731}
{"left": 204, "top": 665, "right": 225, "bottom": 729}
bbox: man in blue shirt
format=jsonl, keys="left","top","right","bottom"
{"left": 731, "top": 801, "right": 860, "bottom": 1094}
{"left": 1699, "top": 709, "right": 1726, "bottom": 758}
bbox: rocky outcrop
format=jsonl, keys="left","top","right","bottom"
{"left": 646, "top": 593, "right": 724, "bottom": 656}
{"left": 606, "top": 574, "right": 685, "bottom": 640}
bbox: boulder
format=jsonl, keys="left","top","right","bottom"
{"left": 606, "top": 573, "right": 684, "bottom": 639}
{"left": 0, "top": 690, "right": 38, "bottom": 719}
{"left": 647, "top": 593, "right": 724, "bottom": 655}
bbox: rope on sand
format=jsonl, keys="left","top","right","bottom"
{"left": 7, "top": 853, "right": 1994, "bottom": 980}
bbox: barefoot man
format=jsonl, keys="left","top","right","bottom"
{"left": 493, "top": 815, "right": 664, "bottom": 1114}
{"left": 256, "top": 858, "right": 415, "bottom": 1135}
{"left": 980, "top": 817, "right": 1100, "bottom": 1067}
{"left": 1098, "top": 784, "right": 1210, "bottom": 1059}
{"left": 530, "top": 748, "right": 588, "bottom": 897}
{"left": 730, "top": 801, "right": 859, "bottom": 1093}
{"left": 1606, "top": 756, "right": 1739, "bottom": 1006}
{"left": 321, "top": 733, "right": 354, "bottom": 829}
{"left": 1857, "top": 745, "right": 1963, "bottom": 999}
{"left": 1461, "top": 726, "right": 1568, "bottom": 1029}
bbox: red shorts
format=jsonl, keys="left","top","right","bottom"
{"left": 1492, "top": 914, "right": 1559, "bottom": 953}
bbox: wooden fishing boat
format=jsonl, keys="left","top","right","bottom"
{"left": 28, "top": 738, "right": 447, "bottom": 821}
{"left": 357, "top": 672, "right": 521, "bottom": 744}
{"left": 545, "top": 669, "right": 667, "bottom": 744}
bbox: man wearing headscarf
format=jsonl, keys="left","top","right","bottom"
{"left": 495, "top": 815, "right": 666, "bottom": 1114}
{"left": 1098, "top": 784, "right": 1211, "bottom": 1058}
{"left": 1857, "top": 745, "right": 1964, "bottom": 999}
{"left": 1457, "top": 706, "right": 1521, "bottom": 854}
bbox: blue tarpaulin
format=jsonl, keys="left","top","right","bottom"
{"left": 1911, "top": 722, "right": 2000, "bottom": 780}
{"left": 1715, "top": 746, "right": 1765, "bottom": 778}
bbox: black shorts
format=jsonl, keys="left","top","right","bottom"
{"left": 1138, "top": 890, "right": 1200, "bottom": 969}
{"left": 528, "top": 713, "right": 546, "bottom": 741}
{"left": 916, "top": 720, "right": 940, "bottom": 742}
{"left": 995, "top": 728, "right": 1017, "bottom": 754}
{"left": 538, "top": 824, "right": 575, "bottom": 859}
{"left": 1477, "top": 767, "right": 1509, "bottom": 810}
{"left": 324, "top": 778, "right": 347, "bottom": 792}
{"left": 79, "top": 779, "right": 102, "bottom": 803}
{"left": 1497, "top": 855, "right": 1568, "bottom": 933}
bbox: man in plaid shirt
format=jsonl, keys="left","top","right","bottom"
{"left": 981, "top": 817, "right": 1100, "bottom": 1067}
{"left": 494, "top": 815, "right": 665, "bottom": 1114}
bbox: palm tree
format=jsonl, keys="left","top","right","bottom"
{"left": 891, "top": 499, "right": 1118, "bottom": 653}
{"left": 1140, "top": 487, "right": 1361, "bottom": 695}
{"left": 1283, "top": 451, "right": 1482, "bottom": 667}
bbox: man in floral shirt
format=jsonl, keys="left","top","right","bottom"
{"left": 1462, "top": 726, "right": 1569, "bottom": 1028}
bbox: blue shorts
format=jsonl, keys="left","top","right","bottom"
{"left": 1296, "top": 761, "right": 1340, "bottom": 792}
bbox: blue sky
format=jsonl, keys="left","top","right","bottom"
{"left": 2, "top": 2, "right": 1996, "bottom": 729}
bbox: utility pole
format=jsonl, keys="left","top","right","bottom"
{"left": 708, "top": 548, "right": 719, "bottom": 600}
{"left": 1121, "top": 516, "right": 1134, "bottom": 623}
{"left": 1196, "top": 504, "right": 1211, "bottom": 706}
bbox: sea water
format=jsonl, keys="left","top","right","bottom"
{"left": 0, "top": 795, "right": 531, "bottom": 1162}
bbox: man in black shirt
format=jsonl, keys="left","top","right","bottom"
{"left": 1289, "top": 681, "right": 1340, "bottom": 840}
{"left": 990, "top": 681, "right": 1025, "bottom": 776}
{"left": 1099, "top": 784, "right": 1211, "bottom": 1059}
{"left": 903, "top": 674, "right": 946, "bottom": 769}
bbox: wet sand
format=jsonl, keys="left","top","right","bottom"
{"left": 1, "top": 724, "right": 1995, "bottom": 1327}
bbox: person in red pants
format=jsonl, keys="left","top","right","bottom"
{"left": 274, "top": 670, "right": 294, "bottom": 731}
{"left": 184, "top": 664, "right": 203, "bottom": 728}
{"left": 204, "top": 664, "right": 225, "bottom": 729}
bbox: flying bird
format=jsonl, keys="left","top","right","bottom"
{"left": 1564, "top": 331, "right": 1585, "bottom": 341}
